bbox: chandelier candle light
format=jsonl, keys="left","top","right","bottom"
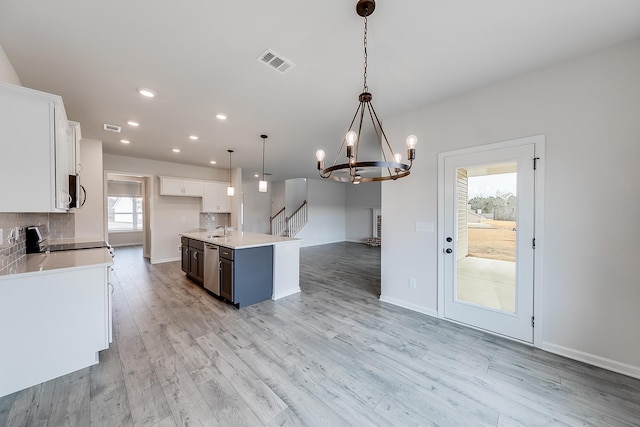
{"left": 315, "top": 0, "right": 417, "bottom": 184}
{"left": 259, "top": 135, "right": 268, "bottom": 193}
{"left": 227, "top": 149, "right": 234, "bottom": 196}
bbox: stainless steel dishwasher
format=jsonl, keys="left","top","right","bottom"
{"left": 203, "top": 244, "right": 220, "bottom": 296}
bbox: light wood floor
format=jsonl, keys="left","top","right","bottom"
{"left": 1, "top": 242, "right": 639, "bottom": 426}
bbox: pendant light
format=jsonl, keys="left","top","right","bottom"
{"left": 315, "top": 0, "right": 417, "bottom": 184}
{"left": 259, "top": 135, "right": 268, "bottom": 193}
{"left": 226, "top": 149, "right": 234, "bottom": 196}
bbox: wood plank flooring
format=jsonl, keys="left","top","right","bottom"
{"left": 1, "top": 242, "right": 639, "bottom": 426}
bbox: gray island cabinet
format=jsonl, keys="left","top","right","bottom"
{"left": 180, "top": 231, "right": 301, "bottom": 308}
{"left": 219, "top": 245, "right": 273, "bottom": 308}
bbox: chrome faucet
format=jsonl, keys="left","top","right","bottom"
{"left": 216, "top": 225, "right": 229, "bottom": 236}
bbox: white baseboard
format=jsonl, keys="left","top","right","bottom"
{"left": 379, "top": 295, "right": 438, "bottom": 318}
{"left": 377, "top": 297, "right": 640, "bottom": 379}
{"left": 299, "top": 239, "right": 348, "bottom": 248}
{"left": 273, "top": 288, "right": 301, "bottom": 300}
{"left": 150, "top": 256, "right": 180, "bottom": 264}
{"left": 542, "top": 341, "right": 640, "bottom": 380}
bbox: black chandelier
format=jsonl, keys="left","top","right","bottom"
{"left": 315, "top": 0, "right": 417, "bottom": 184}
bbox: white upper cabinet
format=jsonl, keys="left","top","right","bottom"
{"left": 0, "top": 82, "right": 76, "bottom": 212}
{"left": 159, "top": 176, "right": 204, "bottom": 197}
{"left": 202, "top": 182, "right": 231, "bottom": 213}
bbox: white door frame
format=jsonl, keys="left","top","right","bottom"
{"left": 437, "top": 135, "right": 545, "bottom": 346}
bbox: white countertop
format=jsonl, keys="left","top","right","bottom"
{"left": 181, "top": 230, "right": 299, "bottom": 249}
{"left": 0, "top": 248, "right": 113, "bottom": 280}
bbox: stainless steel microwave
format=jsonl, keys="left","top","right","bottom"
{"left": 68, "top": 174, "right": 86, "bottom": 209}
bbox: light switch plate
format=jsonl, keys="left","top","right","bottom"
{"left": 415, "top": 222, "right": 434, "bottom": 232}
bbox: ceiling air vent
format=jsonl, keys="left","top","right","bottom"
{"left": 103, "top": 123, "right": 121, "bottom": 133}
{"left": 257, "top": 49, "right": 295, "bottom": 74}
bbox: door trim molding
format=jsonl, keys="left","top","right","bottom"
{"left": 437, "top": 134, "right": 545, "bottom": 347}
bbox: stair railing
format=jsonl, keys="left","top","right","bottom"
{"left": 270, "top": 207, "right": 286, "bottom": 236}
{"left": 286, "top": 200, "right": 308, "bottom": 238}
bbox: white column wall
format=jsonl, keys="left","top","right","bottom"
{"left": 74, "top": 139, "right": 104, "bottom": 240}
{"left": 381, "top": 38, "right": 640, "bottom": 376}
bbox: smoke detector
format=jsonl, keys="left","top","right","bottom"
{"left": 257, "top": 49, "right": 295, "bottom": 74}
{"left": 104, "top": 123, "right": 122, "bottom": 133}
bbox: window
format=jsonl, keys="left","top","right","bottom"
{"left": 107, "top": 196, "right": 143, "bottom": 231}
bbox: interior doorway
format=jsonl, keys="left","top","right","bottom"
{"left": 438, "top": 136, "right": 544, "bottom": 343}
{"left": 105, "top": 173, "right": 151, "bottom": 258}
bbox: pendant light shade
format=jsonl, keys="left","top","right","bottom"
{"left": 227, "top": 149, "right": 234, "bottom": 196}
{"left": 259, "top": 134, "right": 268, "bottom": 193}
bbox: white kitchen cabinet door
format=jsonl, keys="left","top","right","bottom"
{"left": 182, "top": 179, "right": 204, "bottom": 196}
{"left": 160, "top": 176, "right": 204, "bottom": 197}
{"left": 202, "top": 182, "right": 231, "bottom": 212}
{"left": 0, "top": 82, "right": 72, "bottom": 212}
{"left": 0, "top": 265, "right": 110, "bottom": 397}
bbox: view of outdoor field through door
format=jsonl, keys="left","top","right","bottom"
{"left": 456, "top": 164, "right": 517, "bottom": 313}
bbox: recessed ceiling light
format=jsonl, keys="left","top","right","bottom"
{"left": 189, "top": 135, "right": 198, "bottom": 140}
{"left": 210, "top": 160, "right": 217, "bottom": 164}
{"left": 127, "top": 121, "right": 139, "bottom": 127}
{"left": 254, "top": 173, "right": 259, "bottom": 178}
{"left": 172, "top": 148, "right": 180, "bottom": 153}
{"left": 138, "top": 88, "right": 155, "bottom": 98}
{"left": 120, "top": 139, "right": 130, "bottom": 144}
{"left": 216, "top": 114, "right": 227, "bottom": 120}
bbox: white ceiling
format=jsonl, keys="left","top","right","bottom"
{"left": 1, "top": 0, "right": 640, "bottom": 182}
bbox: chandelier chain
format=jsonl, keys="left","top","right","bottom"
{"left": 363, "top": 14, "right": 368, "bottom": 92}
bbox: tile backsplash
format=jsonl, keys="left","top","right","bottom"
{"left": 0, "top": 212, "right": 75, "bottom": 274}
{"left": 200, "top": 213, "right": 230, "bottom": 230}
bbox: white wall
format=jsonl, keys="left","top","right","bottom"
{"left": 108, "top": 231, "right": 143, "bottom": 247}
{"left": 285, "top": 178, "right": 307, "bottom": 216}
{"left": 296, "top": 179, "right": 346, "bottom": 247}
{"left": 103, "top": 154, "right": 229, "bottom": 263}
{"left": 74, "top": 139, "right": 104, "bottom": 240}
{"left": 242, "top": 181, "right": 271, "bottom": 234}
{"left": 0, "top": 44, "right": 20, "bottom": 85}
{"left": 345, "top": 182, "right": 380, "bottom": 243}
{"left": 271, "top": 181, "right": 285, "bottom": 216}
{"left": 381, "top": 38, "right": 640, "bottom": 376}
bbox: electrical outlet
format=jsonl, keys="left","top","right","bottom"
{"left": 409, "top": 278, "right": 417, "bottom": 289}
{"left": 0, "top": 229, "right": 3, "bottom": 245}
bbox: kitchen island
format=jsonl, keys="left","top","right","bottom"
{"left": 180, "top": 230, "right": 301, "bottom": 306}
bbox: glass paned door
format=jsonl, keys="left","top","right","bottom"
{"left": 443, "top": 144, "right": 535, "bottom": 342}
